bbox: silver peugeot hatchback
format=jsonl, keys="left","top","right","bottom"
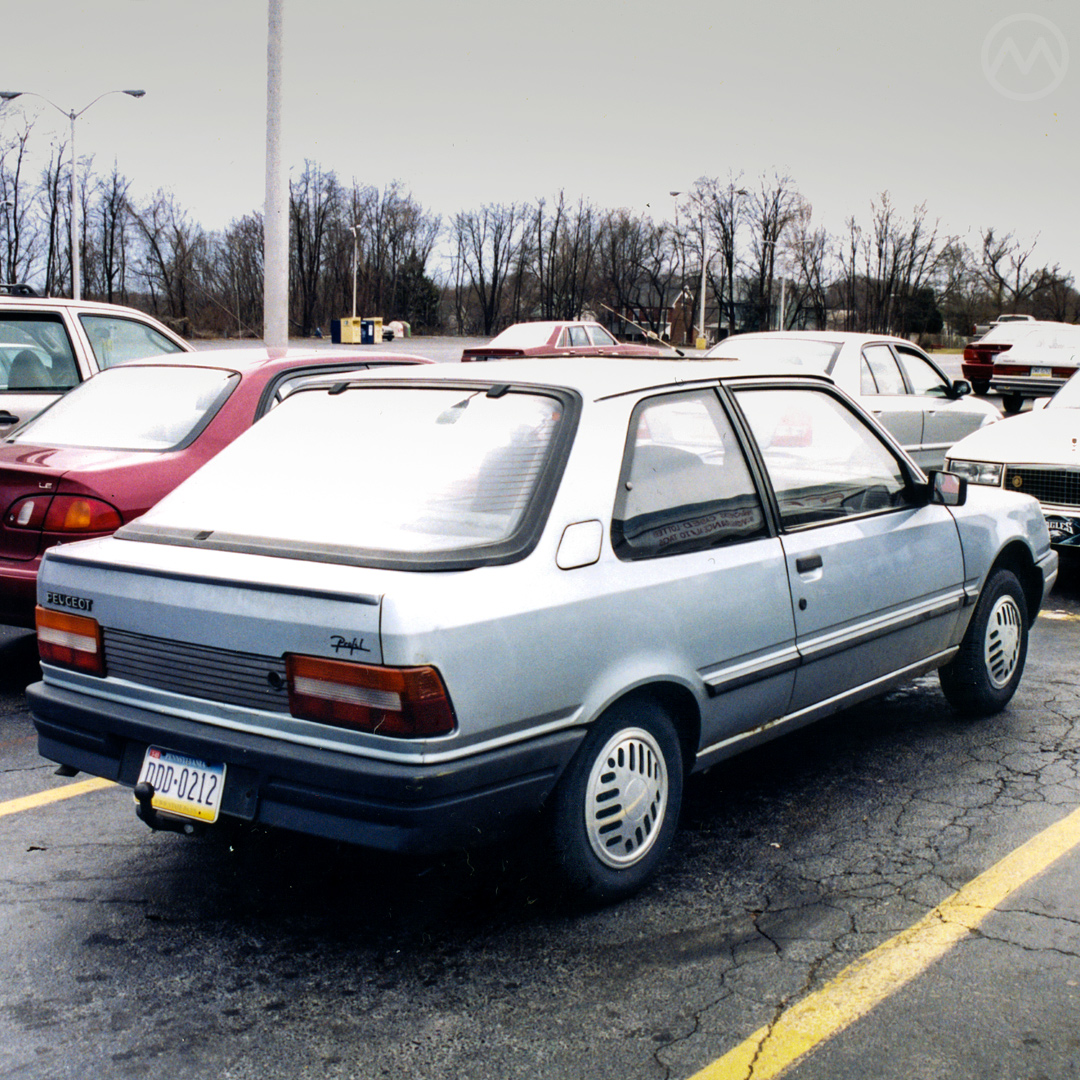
{"left": 28, "top": 358, "right": 1057, "bottom": 903}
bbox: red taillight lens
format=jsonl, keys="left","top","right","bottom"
{"left": 43, "top": 496, "right": 122, "bottom": 533}
{"left": 36, "top": 606, "right": 105, "bottom": 675}
{"left": 286, "top": 655, "right": 456, "bottom": 738}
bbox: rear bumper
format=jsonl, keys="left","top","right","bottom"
{"left": 0, "top": 560, "right": 40, "bottom": 629}
{"left": 28, "top": 680, "right": 585, "bottom": 853}
{"left": 990, "top": 373, "right": 1068, "bottom": 397}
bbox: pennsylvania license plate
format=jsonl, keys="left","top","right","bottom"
{"left": 1032, "top": 366, "right": 1052, "bottom": 377}
{"left": 137, "top": 746, "right": 226, "bottom": 823}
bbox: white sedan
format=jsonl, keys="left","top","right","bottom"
{"left": 947, "top": 372, "right": 1080, "bottom": 549}
{"left": 706, "top": 331, "right": 1001, "bottom": 470}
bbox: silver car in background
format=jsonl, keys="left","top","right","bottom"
{"left": 706, "top": 331, "right": 1001, "bottom": 469}
{"left": 29, "top": 358, "right": 1056, "bottom": 903}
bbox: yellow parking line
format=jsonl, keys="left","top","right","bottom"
{"left": 689, "top": 802, "right": 1080, "bottom": 1080}
{"left": 0, "top": 776, "right": 115, "bottom": 819}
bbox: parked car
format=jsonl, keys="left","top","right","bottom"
{"left": 946, "top": 369, "right": 1080, "bottom": 548}
{"left": 986, "top": 322, "right": 1080, "bottom": 413}
{"left": 0, "top": 291, "right": 192, "bottom": 430}
{"left": 961, "top": 320, "right": 1080, "bottom": 408}
{"left": 29, "top": 358, "right": 1056, "bottom": 903}
{"left": 461, "top": 320, "right": 670, "bottom": 361}
{"left": 0, "top": 348, "right": 430, "bottom": 628}
{"left": 971, "top": 313, "right": 1035, "bottom": 338}
{"left": 705, "top": 331, "right": 1001, "bottom": 470}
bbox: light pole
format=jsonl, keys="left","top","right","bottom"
{"left": 349, "top": 224, "right": 361, "bottom": 320}
{"left": 1, "top": 199, "right": 12, "bottom": 283}
{"left": 671, "top": 189, "right": 709, "bottom": 349}
{"left": 0, "top": 89, "right": 145, "bottom": 301}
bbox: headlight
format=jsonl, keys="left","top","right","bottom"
{"left": 945, "top": 459, "right": 1004, "bottom": 486}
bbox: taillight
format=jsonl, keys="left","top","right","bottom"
{"left": 963, "top": 343, "right": 1013, "bottom": 362}
{"left": 36, "top": 606, "right": 105, "bottom": 675}
{"left": 43, "top": 496, "right": 122, "bottom": 533}
{"left": 286, "top": 655, "right": 456, "bottom": 737}
{"left": 5, "top": 497, "right": 50, "bottom": 529}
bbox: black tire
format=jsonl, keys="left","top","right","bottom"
{"left": 939, "top": 568, "right": 1028, "bottom": 716}
{"left": 549, "top": 698, "right": 683, "bottom": 904}
{"left": 972, "top": 379, "right": 990, "bottom": 396}
{"left": 1002, "top": 393, "right": 1024, "bottom": 415}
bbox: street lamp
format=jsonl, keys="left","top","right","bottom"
{"left": 1, "top": 199, "right": 12, "bottom": 283}
{"left": 348, "top": 223, "right": 361, "bottom": 320}
{"left": 671, "top": 189, "right": 709, "bottom": 349}
{"left": 0, "top": 89, "right": 145, "bottom": 301}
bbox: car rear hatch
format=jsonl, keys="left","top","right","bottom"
{"left": 38, "top": 541, "right": 386, "bottom": 718}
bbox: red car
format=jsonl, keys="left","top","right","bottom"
{"left": 461, "top": 320, "right": 671, "bottom": 361}
{"left": 0, "top": 347, "right": 430, "bottom": 627}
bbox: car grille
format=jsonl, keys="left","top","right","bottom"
{"left": 104, "top": 628, "right": 290, "bottom": 714}
{"left": 1004, "top": 466, "right": 1080, "bottom": 508}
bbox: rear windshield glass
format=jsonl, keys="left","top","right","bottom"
{"left": 9, "top": 365, "right": 237, "bottom": 450}
{"left": 707, "top": 337, "right": 842, "bottom": 372}
{"left": 125, "top": 384, "right": 571, "bottom": 566}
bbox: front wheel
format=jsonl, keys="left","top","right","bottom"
{"left": 549, "top": 699, "right": 684, "bottom": 904}
{"left": 939, "top": 568, "right": 1028, "bottom": 716}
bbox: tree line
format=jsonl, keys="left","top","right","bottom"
{"left": 2, "top": 116, "right": 1076, "bottom": 341}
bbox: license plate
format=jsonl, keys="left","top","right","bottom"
{"left": 1031, "top": 366, "right": 1052, "bottom": 377}
{"left": 137, "top": 746, "right": 226, "bottom": 823}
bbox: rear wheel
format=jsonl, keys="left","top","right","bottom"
{"left": 972, "top": 379, "right": 990, "bottom": 396}
{"left": 550, "top": 699, "right": 683, "bottom": 904}
{"left": 1001, "top": 393, "right": 1024, "bottom": 414}
{"left": 939, "top": 568, "right": 1028, "bottom": 715}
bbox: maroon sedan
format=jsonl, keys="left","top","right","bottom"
{"left": 0, "top": 347, "right": 430, "bottom": 627}
{"left": 461, "top": 320, "right": 671, "bottom": 361}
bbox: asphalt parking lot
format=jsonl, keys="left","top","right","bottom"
{"left": 1, "top": 553, "right": 1079, "bottom": 1079}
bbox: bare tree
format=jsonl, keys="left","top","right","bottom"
{"left": 290, "top": 161, "right": 341, "bottom": 334}
{"left": 0, "top": 121, "right": 39, "bottom": 284}
{"left": 450, "top": 202, "right": 523, "bottom": 335}
{"left": 744, "top": 173, "right": 800, "bottom": 331}
{"left": 979, "top": 228, "right": 1047, "bottom": 312}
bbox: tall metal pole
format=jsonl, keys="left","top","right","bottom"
{"left": 697, "top": 208, "right": 707, "bottom": 348}
{"left": 263, "top": 0, "right": 289, "bottom": 349}
{"left": 70, "top": 110, "right": 80, "bottom": 301}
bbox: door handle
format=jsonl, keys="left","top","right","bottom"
{"left": 0, "top": 411, "right": 19, "bottom": 426}
{"left": 796, "top": 554, "right": 823, "bottom": 574}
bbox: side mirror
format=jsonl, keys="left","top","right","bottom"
{"left": 951, "top": 379, "right": 972, "bottom": 398}
{"left": 928, "top": 470, "right": 967, "bottom": 507}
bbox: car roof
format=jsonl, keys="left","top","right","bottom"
{"left": 716, "top": 330, "right": 912, "bottom": 347}
{"left": 0, "top": 295, "right": 172, "bottom": 318}
{"left": 111, "top": 347, "right": 434, "bottom": 375}
{"left": 297, "top": 354, "right": 835, "bottom": 400}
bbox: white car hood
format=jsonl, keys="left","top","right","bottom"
{"left": 949, "top": 407, "right": 1080, "bottom": 465}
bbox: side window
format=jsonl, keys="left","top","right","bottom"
{"left": 861, "top": 344, "right": 905, "bottom": 395}
{"left": 79, "top": 315, "right": 185, "bottom": 370}
{"left": 568, "top": 326, "right": 590, "bottom": 347}
{"left": 0, "top": 314, "right": 79, "bottom": 390}
{"left": 590, "top": 326, "right": 617, "bottom": 347}
{"left": 734, "top": 386, "right": 910, "bottom": 529}
{"left": 895, "top": 347, "right": 951, "bottom": 397}
{"left": 612, "top": 389, "right": 767, "bottom": 559}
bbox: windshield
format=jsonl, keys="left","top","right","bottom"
{"left": 487, "top": 323, "right": 558, "bottom": 348}
{"left": 705, "top": 337, "right": 842, "bottom": 372}
{"left": 125, "top": 384, "right": 571, "bottom": 565}
{"left": 9, "top": 365, "right": 237, "bottom": 450}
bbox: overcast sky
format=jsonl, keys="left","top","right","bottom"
{"left": 1, "top": 0, "right": 1077, "bottom": 276}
